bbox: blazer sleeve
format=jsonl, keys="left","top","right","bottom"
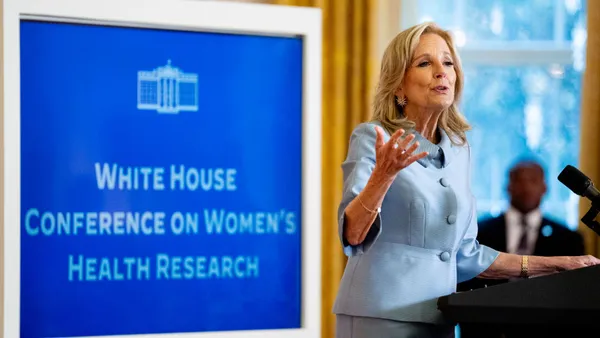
{"left": 456, "top": 144, "right": 500, "bottom": 283}
{"left": 337, "top": 123, "right": 384, "bottom": 257}
{"left": 456, "top": 195, "right": 500, "bottom": 283}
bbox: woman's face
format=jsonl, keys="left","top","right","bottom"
{"left": 398, "top": 33, "right": 456, "bottom": 112}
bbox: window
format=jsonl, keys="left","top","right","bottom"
{"left": 400, "top": 0, "right": 587, "bottom": 229}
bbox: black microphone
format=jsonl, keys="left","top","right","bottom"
{"left": 558, "top": 165, "right": 600, "bottom": 236}
{"left": 558, "top": 165, "right": 600, "bottom": 205}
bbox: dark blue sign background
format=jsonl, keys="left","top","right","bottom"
{"left": 20, "top": 20, "right": 303, "bottom": 338}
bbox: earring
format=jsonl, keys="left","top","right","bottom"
{"left": 396, "top": 96, "right": 407, "bottom": 107}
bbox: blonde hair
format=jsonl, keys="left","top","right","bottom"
{"left": 371, "top": 22, "right": 469, "bottom": 145}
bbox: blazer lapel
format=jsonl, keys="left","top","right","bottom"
{"left": 495, "top": 215, "right": 508, "bottom": 252}
{"left": 533, "top": 218, "right": 551, "bottom": 255}
{"left": 481, "top": 215, "right": 507, "bottom": 252}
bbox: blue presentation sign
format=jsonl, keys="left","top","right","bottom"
{"left": 20, "top": 20, "right": 303, "bottom": 338}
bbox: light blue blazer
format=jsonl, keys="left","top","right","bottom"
{"left": 333, "top": 121, "right": 499, "bottom": 325}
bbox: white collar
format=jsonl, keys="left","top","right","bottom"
{"left": 506, "top": 206, "right": 543, "bottom": 230}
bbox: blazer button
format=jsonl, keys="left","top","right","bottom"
{"left": 440, "top": 251, "right": 451, "bottom": 262}
{"left": 439, "top": 178, "right": 450, "bottom": 187}
{"left": 446, "top": 214, "right": 456, "bottom": 224}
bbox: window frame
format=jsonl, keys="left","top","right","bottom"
{"left": 399, "top": 0, "right": 578, "bottom": 66}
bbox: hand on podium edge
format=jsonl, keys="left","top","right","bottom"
{"left": 477, "top": 252, "right": 600, "bottom": 280}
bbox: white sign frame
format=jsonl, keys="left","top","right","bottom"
{"left": 2, "top": 1, "right": 322, "bottom": 337}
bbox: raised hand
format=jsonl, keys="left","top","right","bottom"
{"left": 373, "top": 126, "right": 428, "bottom": 180}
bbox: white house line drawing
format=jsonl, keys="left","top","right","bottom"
{"left": 137, "top": 60, "right": 199, "bottom": 114}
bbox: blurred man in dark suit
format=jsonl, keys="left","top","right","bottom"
{"left": 458, "top": 159, "right": 585, "bottom": 338}
{"left": 477, "top": 160, "right": 584, "bottom": 258}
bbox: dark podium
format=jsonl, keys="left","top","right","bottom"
{"left": 438, "top": 264, "right": 600, "bottom": 336}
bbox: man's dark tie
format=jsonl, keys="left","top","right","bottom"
{"left": 516, "top": 215, "right": 529, "bottom": 255}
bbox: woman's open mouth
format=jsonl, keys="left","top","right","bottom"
{"left": 432, "top": 85, "right": 449, "bottom": 94}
